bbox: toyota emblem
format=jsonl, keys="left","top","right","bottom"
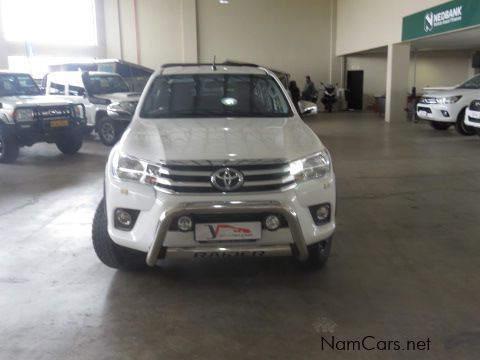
{"left": 211, "top": 168, "right": 244, "bottom": 191}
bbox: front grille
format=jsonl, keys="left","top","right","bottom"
{"left": 154, "top": 160, "right": 295, "bottom": 193}
{"left": 34, "top": 106, "right": 72, "bottom": 120}
{"left": 468, "top": 116, "right": 480, "bottom": 123}
{"left": 470, "top": 100, "right": 480, "bottom": 111}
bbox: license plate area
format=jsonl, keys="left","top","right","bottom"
{"left": 195, "top": 222, "right": 261, "bottom": 243}
{"left": 50, "top": 119, "right": 69, "bottom": 128}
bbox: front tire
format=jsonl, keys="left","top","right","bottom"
{"left": 56, "top": 127, "right": 83, "bottom": 154}
{"left": 455, "top": 108, "right": 476, "bottom": 136}
{"left": 0, "top": 131, "right": 19, "bottom": 164}
{"left": 92, "top": 199, "right": 147, "bottom": 270}
{"left": 98, "top": 117, "right": 119, "bottom": 147}
{"left": 295, "top": 237, "right": 333, "bottom": 270}
{"left": 430, "top": 121, "right": 451, "bottom": 130}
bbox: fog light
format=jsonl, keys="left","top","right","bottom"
{"left": 115, "top": 209, "right": 132, "bottom": 228}
{"left": 115, "top": 209, "right": 132, "bottom": 227}
{"left": 316, "top": 205, "right": 330, "bottom": 221}
{"left": 265, "top": 214, "right": 281, "bottom": 231}
{"left": 177, "top": 216, "right": 193, "bottom": 232}
{"left": 114, "top": 208, "right": 140, "bottom": 230}
{"left": 441, "top": 110, "right": 450, "bottom": 117}
{"left": 309, "top": 203, "right": 331, "bottom": 225}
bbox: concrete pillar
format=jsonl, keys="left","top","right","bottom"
{"left": 385, "top": 43, "right": 410, "bottom": 122}
{"left": 181, "top": 0, "right": 198, "bottom": 63}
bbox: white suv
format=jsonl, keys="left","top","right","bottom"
{"left": 44, "top": 71, "right": 140, "bottom": 145}
{"left": 464, "top": 99, "right": 480, "bottom": 134}
{"left": 92, "top": 63, "right": 336, "bottom": 270}
{"left": 416, "top": 74, "right": 480, "bottom": 135}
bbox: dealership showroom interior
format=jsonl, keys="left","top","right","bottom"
{"left": 1, "top": 0, "right": 480, "bottom": 358}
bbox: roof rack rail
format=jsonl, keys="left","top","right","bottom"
{"left": 161, "top": 63, "right": 212, "bottom": 69}
{"left": 222, "top": 60, "right": 259, "bottom": 67}
{"left": 161, "top": 62, "right": 260, "bottom": 69}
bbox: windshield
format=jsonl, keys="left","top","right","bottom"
{"left": 458, "top": 74, "right": 480, "bottom": 89}
{"left": 140, "top": 74, "right": 293, "bottom": 118}
{"left": 84, "top": 74, "right": 129, "bottom": 94}
{"left": 0, "top": 73, "right": 42, "bottom": 96}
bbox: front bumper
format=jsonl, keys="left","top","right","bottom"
{"left": 416, "top": 104, "right": 456, "bottom": 122}
{"left": 105, "top": 167, "right": 336, "bottom": 266}
{"left": 465, "top": 108, "right": 480, "bottom": 128}
{"left": 145, "top": 200, "right": 310, "bottom": 266}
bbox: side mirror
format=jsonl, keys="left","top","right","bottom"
{"left": 298, "top": 100, "right": 318, "bottom": 117}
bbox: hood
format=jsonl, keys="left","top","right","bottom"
{"left": 421, "top": 88, "right": 478, "bottom": 97}
{"left": 95, "top": 92, "right": 141, "bottom": 103}
{"left": 0, "top": 95, "right": 76, "bottom": 108}
{"left": 119, "top": 117, "right": 324, "bottom": 163}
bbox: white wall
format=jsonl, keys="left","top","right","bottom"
{"left": 411, "top": 50, "right": 472, "bottom": 90}
{"left": 103, "top": 0, "right": 342, "bottom": 89}
{"left": 103, "top": 0, "right": 197, "bottom": 70}
{"left": 336, "top": 0, "right": 447, "bottom": 56}
{"left": 196, "top": 0, "right": 341, "bottom": 86}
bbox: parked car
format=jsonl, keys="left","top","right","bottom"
{"left": 47, "top": 58, "right": 153, "bottom": 92}
{"left": 0, "top": 71, "right": 86, "bottom": 163}
{"left": 92, "top": 63, "right": 336, "bottom": 270}
{"left": 44, "top": 71, "right": 140, "bottom": 146}
{"left": 416, "top": 75, "right": 480, "bottom": 135}
{"left": 464, "top": 99, "right": 480, "bottom": 135}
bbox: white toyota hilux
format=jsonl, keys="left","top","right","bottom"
{"left": 92, "top": 63, "right": 336, "bottom": 270}
{"left": 416, "top": 75, "right": 480, "bottom": 135}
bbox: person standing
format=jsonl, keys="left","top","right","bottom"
{"left": 289, "top": 80, "right": 301, "bottom": 113}
{"left": 302, "top": 75, "right": 317, "bottom": 102}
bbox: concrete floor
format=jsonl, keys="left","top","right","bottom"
{"left": 1, "top": 113, "right": 479, "bottom": 359}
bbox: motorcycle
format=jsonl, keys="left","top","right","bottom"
{"left": 320, "top": 82, "right": 337, "bottom": 113}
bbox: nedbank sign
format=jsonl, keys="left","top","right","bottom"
{"left": 424, "top": 6, "right": 462, "bottom": 32}
{"left": 402, "top": 0, "right": 480, "bottom": 41}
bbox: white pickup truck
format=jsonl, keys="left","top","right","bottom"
{"left": 92, "top": 63, "right": 336, "bottom": 271}
{"left": 416, "top": 75, "right": 480, "bottom": 135}
{"left": 44, "top": 71, "right": 140, "bottom": 146}
{"left": 0, "top": 71, "right": 86, "bottom": 163}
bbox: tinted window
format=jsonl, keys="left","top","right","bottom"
{"left": 84, "top": 74, "right": 129, "bottom": 94}
{"left": 458, "top": 75, "right": 480, "bottom": 89}
{"left": 141, "top": 74, "right": 292, "bottom": 118}
{"left": 0, "top": 73, "right": 42, "bottom": 96}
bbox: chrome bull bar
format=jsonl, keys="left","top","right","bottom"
{"left": 146, "top": 200, "right": 309, "bottom": 266}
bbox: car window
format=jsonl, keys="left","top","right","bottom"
{"left": 84, "top": 75, "right": 129, "bottom": 94}
{"left": 68, "top": 84, "right": 85, "bottom": 96}
{"left": 141, "top": 74, "right": 292, "bottom": 118}
{"left": 458, "top": 75, "right": 480, "bottom": 89}
{"left": 0, "top": 73, "right": 42, "bottom": 96}
{"left": 49, "top": 82, "right": 65, "bottom": 95}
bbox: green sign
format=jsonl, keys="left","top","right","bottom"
{"left": 402, "top": 0, "right": 480, "bottom": 41}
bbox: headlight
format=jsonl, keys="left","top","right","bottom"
{"left": 112, "top": 151, "right": 162, "bottom": 185}
{"left": 108, "top": 101, "right": 137, "bottom": 115}
{"left": 14, "top": 108, "right": 34, "bottom": 122}
{"left": 437, "top": 95, "right": 462, "bottom": 104}
{"left": 289, "top": 150, "right": 331, "bottom": 183}
{"left": 72, "top": 104, "right": 85, "bottom": 119}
